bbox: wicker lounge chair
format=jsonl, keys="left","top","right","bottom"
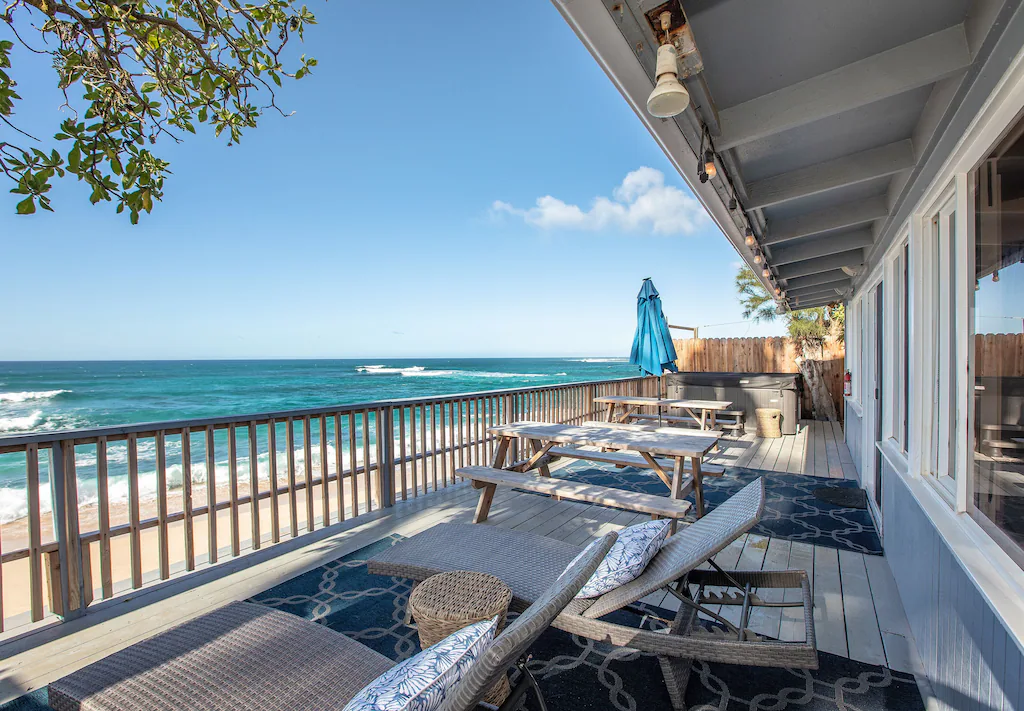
{"left": 47, "top": 531, "right": 617, "bottom": 711}
{"left": 368, "top": 477, "right": 817, "bottom": 711}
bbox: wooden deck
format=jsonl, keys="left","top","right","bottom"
{"left": 0, "top": 420, "right": 922, "bottom": 706}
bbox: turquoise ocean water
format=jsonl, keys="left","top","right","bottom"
{"left": 0, "top": 358, "right": 636, "bottom": 524}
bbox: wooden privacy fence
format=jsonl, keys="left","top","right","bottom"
{"left": 673, "top": 337, "right": 846, "bottom": 419}
{"left": 0, "top": 375, "right": 659, "bottom": 634}
{"left": 975, "top": 333, "right": 1024, "bottom": 376}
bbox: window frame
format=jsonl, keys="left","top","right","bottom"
{"left": 884, "top": 233, "right": 910, "bottom": 454}
{"left": 913, "top": 175, "right": 972, "bottom": 510}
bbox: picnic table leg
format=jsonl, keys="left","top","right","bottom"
{"left": 529, "top": 439, "right": 552, "bottom": 478}
{"left": 605, "top": 402, "right": 617, "bottom": 423}
{"left": 491, "top": 436, "right": 511, "bottom": 469}
{"left": 707, "top": 410, "right": 720, "bottom": 452}
{"left": 641, "top": 452, "right": 672, "bottom": 488}
{"left": 691, "top": 456, "right": 705, "bottom": 518}
{"left": 669, "top": 457, "right": 686, "bottom": 534}
{"left": 473, "top": 483, "right": 497, "bottom": 523}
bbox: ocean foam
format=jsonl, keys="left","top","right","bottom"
{"left": 569, "top": 358, "right": 627, "bottom": 363}
{"left": 357, "top": 365, "right": 552, "bottom": 379}
{"left": 0, "top": 389, "right": 70, "bottom": 403}
{"left": 0, "top": 411, "right": 44, "bottom": 433}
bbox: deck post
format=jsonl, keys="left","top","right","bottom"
{"left": 381, "top": 407, "right": 396, "bottom": 507}
{"left": 49, "top": 439, "right": 86, "bottom": 620}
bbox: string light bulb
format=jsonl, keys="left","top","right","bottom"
{"left": 975, "top": 279, "right": 981, "bottom": 291}
{"left": 993, "top": 270, "right": 1000, "bottom": 282}
{"left": 703, "top": 150, "right": 717, "bottom": 179}
{"left": 774, "top": 286, "right": 782, "bottom": 296}
{"left": 762, "top": 267, "right": 771, "bottom": 278}
{"left": 753, "top": 253, "right": 762, "bottom": 264}
{"left": 744, "top": 229, "right": 755, "bottom": 247}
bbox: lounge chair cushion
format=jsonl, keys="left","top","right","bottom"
{"left": 343, "top": 616, "right": 498, "bottom": 711}
{"left": 569, "top": 519, "right": 670, "bottom": 598}
{"left": 583, "top": 477, "right": 765, "bottom": 618}
{"left": 48, "top": 602, "right": 396, "bottom": 711}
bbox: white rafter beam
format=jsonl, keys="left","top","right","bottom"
{"left": 770, "top": 230, "right": 875, "bottom": 266}
{"left": 716, "top": 25, "right": 971, "bottom": 150}
{"left": 746, "top": 141, "right": 915, "bottom": 210}
{"left": 782, "top": 269, "right": 850, "bottom": 290}
{"left": 791, "top": 294, "right": 844, "bottom": 309}
{"left": 775, "top": 249, "right": 864, "bottom": 280}
{"left": 786, "top": 281, "right": 851, "bottom": 299}
{"left": 764, "top": 196, "right": 890, "bottom": 245}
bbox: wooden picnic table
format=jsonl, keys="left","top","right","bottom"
{"left": 487, "top": 421, "right": 721, "bottom": 517}
{"left": 594, "top": 395, "right": 733, "bottom": 431}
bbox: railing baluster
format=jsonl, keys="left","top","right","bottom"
{"left": 26, "top": 443, "right": 43, "bottom": 621}
{"left": 398, "top": 406, "right": 408, "bottom": 501}
{"left": 96, "top": 436, "right": 113, "bottom": 595}
{"left": 303, "top": 415, "right": 314, "bottom": 532}
{"left": 348, "top": 412, "right": 359, "bottom": 516}
{"left": 205, "top": 426, "right": 218, "bottom": 565}
{"left": 430, "top": 404, "right": 439, "bottom": 492}
{"left": 127, "top": 433, "right": 143, "bottom": 588}
{"left": 381, "top": 407, "right": 394, "bottom": 507}
{"left": 362, "top": 410, "right": 373, "bottom": 510}
{"left": 181, "top": 429, "right": 194, "bottom": 572}
{"left": 319, "top": 415, "right": 329, "bottom": 526}
{"left": 227, "top": 424, "right": 241, "bottom": 556}
{"left": 333, "top": 414, "right": 345, "bottom": 521}
{"left": 268, "top": 419, "right": 280, "bottom": 543}
{"left": 155, "top": 430, "right": 170, "bottom": 580}
{"left": 410, "top": 405, "right": 419, "bottom": 497}
{"left": 249, "top": 421, "right": 261, "bottom": 549}
{"left": 286, "top": 417, "right": 298, "bottom": 537}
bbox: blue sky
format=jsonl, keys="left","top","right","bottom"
{"left": 0, "top": 0, "right": 784, "bottom": 360}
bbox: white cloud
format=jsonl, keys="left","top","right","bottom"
{"left": 491, "top": 167, "right": 708, "bottom": 236}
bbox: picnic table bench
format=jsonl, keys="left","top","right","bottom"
{"left": 594, "top": 395, "right": 733, "bottom": 431}
{"left": 462, "top": 466, "right": 692, "bottom": 525}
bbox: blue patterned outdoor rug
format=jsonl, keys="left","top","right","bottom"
{"left": 553, "top": 462, "right": 884, "bottom": 555}
{"left": 242, "top": 536, "right": 922, "bottom": 711}
{"left": 2, "top": 536, "right": 920, "bottom": 711}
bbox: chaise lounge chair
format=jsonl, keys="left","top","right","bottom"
{"left": 368, "top": 477, "right": 817, "bottom": 711}
{"left": 48, "top": 531, "right": 618, "bottom": 711}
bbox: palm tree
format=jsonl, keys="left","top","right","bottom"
{"left": 734, "top": 267, "right": 843, "bottom": 421}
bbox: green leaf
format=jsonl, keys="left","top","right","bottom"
{"left": 16, "top": 197, "right": 36, "bottom": 215}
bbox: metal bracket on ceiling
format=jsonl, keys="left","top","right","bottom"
{"left": 642, "top": 1, "right": 703, "bottom": 78}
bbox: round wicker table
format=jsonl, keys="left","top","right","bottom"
{"left": 407, "top": 570, "right": 513, "bottom": 705}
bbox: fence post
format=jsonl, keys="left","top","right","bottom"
{"left": 380, "top": 407, "right": 396, "bottom": 507}
{"left": 49, "top": 439, "right": 86, "bottom": 620}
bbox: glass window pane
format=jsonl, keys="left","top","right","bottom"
{"left": 971, "top": 137, "right": 1024, "bottom": 566}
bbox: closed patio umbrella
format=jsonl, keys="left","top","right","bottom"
{"left": 630, "top": 278, "right": 678, "bottom": 417}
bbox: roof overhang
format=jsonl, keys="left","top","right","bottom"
{"left": 552, "top": 0, "right": 1024, "bottom": 309}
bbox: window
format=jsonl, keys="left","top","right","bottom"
{"left": 889, "top": 241, "right": 910, "bottom": 452}
{"left": 969, "top": 124, "right": 1024, "bottom": 567}
{"left": 923, "top": 189, "right": 962, "bottom": 495}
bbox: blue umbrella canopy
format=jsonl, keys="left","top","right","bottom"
{"left": 629, "top": 278, "right": 679, "bottom": 377}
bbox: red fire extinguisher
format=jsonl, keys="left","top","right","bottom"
{"left": 843, "top": 370, "right": 852, "bottom": 397}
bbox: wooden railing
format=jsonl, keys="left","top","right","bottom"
{"left": 0, "top": 375, "right": 657, "bottom": 633}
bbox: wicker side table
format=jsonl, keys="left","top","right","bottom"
{"left": 755, "top": 407, "right": 782, "bottom": 438}
{"left": 407, "top": 570, "right": 513, "bottom": 705}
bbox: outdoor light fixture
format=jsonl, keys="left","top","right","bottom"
{"left": 993, "top": 270, "right": 1000, "bottom": 282}
{"left": 753, "top": 253, "right": 762, "bottom": 264}
{"left": 744, "top": 229, "right": 755, "bottom": 247}
{"left": 703, "top": 150, "right": 717, "bottom": 179}
{"left": 762, "top": 268, "right": 771, "bottom": 278}
{"left": 647, "top": 13, "right": 689, "bottom": 119}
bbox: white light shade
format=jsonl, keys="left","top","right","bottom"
{"left": 647, "top": 45, "right": 689, "bottom": 118}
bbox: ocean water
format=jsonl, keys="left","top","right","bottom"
{"left": 0, "top": 359, "right": 636, "bottom": 524}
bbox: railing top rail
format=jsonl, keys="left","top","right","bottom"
{"left": 0, "top": 375, "right": 648, "bottom": 450}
